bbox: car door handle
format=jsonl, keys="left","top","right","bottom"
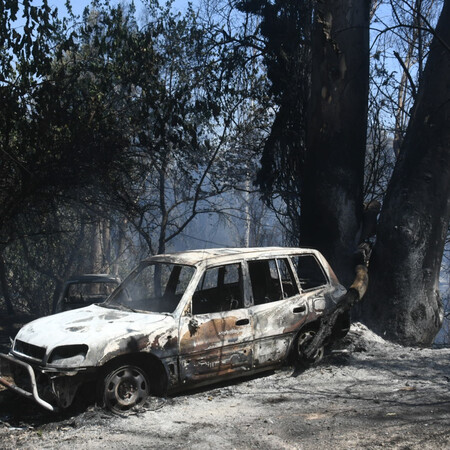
{"left": 293, "top": 305, "right": 306, "bottom": 314}
{"left": 235, "top": 318, "right": 250, "bottom": 326}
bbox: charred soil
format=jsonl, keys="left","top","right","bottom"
{"left": 0, "top": 323, "right": 449, "bottom": 449}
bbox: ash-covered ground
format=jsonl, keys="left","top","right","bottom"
{"left": 1, "top": 323, "right": 449, "bottom": 449}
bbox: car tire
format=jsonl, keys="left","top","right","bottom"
{"left": 294, "top": 329, "right": 324, "bottom": 368}
{"left": 101, "top": 363, "right": 150, "bottom": 412}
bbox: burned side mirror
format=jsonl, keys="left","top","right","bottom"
{"left": 188, "top": 317, "right": 199, "bottom": 336}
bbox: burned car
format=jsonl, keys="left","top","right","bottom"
{"left": 52, "top": 274, "right": 121, "bottom": 313}
{"left": 0, "top": 247, "right": 349, "bottom": 413}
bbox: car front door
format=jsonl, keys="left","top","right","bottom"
{"left": 178, "top": 262, "right": 253, "bottom": 383}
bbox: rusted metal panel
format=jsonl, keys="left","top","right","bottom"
{"left": 180, "top": 345, "right": 253, "bottom": 383}
{"left": 178, "top": 311, "right": 253, "bottom": 382}
{"left": 98, "top": 325, "right": 179, "bottom": 365}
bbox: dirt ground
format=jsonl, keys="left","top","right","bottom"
{"left": 0, "top": 323, "right": 449, "bottom": 449}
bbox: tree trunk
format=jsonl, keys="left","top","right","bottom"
{"left": 362, "top": 0, "right": 450, "bottom": 345}
{"left": 102, "top": 219, "right": 112, "bottom": 271}
{"left": 113, "top": 219, "right": 127, "bottom": 277}
{"left": 90, "top": 221, "right": 102, "bottom": 273}
{"left": 0, "top": 251, "right": 14, "bottom": 315}
{"left": 50, "top": 278, "right": 65, "bottom": 314}
{"left": 301, "top": 0, "right": 370, "bottom": 286}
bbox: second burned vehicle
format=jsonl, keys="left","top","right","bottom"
{"left": 53, "top": 274, "right": 121, "bottom": 313}
{"left": 0, "top": 247, "right": 349, "bottom": 412}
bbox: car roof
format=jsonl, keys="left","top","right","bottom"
{"left": 145, "top": 247, "right": 322, "bottom": 266}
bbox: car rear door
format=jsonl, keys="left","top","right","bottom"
{"left": 248, "top": 257, "right": 309, "bottom": 369}
{"left": 290, "top": 253, "right": 332, "bottom": 319}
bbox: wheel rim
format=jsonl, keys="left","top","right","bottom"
{"left": 103, "top": 366, "right": 149, "bottom": 412}
{"left": 297, "top": 330, "right": 324, "bottom": 363}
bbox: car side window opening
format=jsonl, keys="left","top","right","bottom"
{"left": 248, "top": 258, "right": 299, "bottom": 305}
{"left": 291, "top": 254, "right": 328, "bottom": 291}
{"left": 277, "top": 258, "right": 300, "bottom": 297}
{"left": 192, "top": 263, "right": 243, "bottom": 315}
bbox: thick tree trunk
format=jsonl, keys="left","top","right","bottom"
{"left": 362, "top": 0, "right": 450, "bottom": 346}
{"left": 301, "top": 0, "right": 370, "bottom": 286}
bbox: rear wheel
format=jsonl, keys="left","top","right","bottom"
{"left": 295, "top": 329, "right": 324, "bottom": 368}
{"left": 101, "top": 364, "right": 150, "bottom": 412}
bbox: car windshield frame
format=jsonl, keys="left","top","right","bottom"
{"left": 103, "top": 261, "right": 196, "bottom": 314}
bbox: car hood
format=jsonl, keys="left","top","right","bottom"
{"left": 14, "top": 305, "right": 177, "bottom": 365}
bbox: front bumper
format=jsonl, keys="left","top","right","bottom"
{"left": 0, "top": 353, "right": 57, "bottom": 411}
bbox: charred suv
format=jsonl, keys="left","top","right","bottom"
{"left": 0, "top": 247, "right": 349, "bottom": 412}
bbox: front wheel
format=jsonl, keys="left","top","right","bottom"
{"left": 294, "top": 329, "right": 324, "bottom": 368}
{"left": 101, "top": 364, "right": 150, "bottom": 412}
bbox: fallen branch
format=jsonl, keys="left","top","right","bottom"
{"left": 304, "top": 263, "right": 369, "bottom": 360}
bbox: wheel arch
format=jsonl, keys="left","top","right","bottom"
{"left": 287, "top": 319, "right": 321, "bottom": 360}
{"left": 99, "top": 352, "right": 169, "bottom": 397}
{"left": 289, "top": 308, "right": 351, "bottom": 356}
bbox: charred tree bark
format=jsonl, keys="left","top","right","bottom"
{"left": 362, "top": 0, "right": 450, "bottom": 346}
{"left": 300, "top": 0, "right": 370, "bottom": 286}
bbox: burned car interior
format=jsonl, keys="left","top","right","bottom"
{"left": 0, "top": 247, "right": 349, "bottom": 413}
{"left": 249, "top": 258, "right": 299, "bottom": 304}
{"left": 192, "top": 263, "right": 243, "bottom": 314}
{"left": 107, "top": 263, "right": 195, "bottom": 314}
{"left": 292, "top": 254, "right": 328, "bottom": 291}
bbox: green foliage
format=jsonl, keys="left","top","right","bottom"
{"left": 0, "top": 1, "right": 57, "bottom": 242}
{"left": 0, "top": 0, "right": 270, "bottom": 314}
{"left": 0, "top": 0, "right": 129, "bottom": 247}
{"left": 0, "top": 0, "right": 57, "bottom": 84}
